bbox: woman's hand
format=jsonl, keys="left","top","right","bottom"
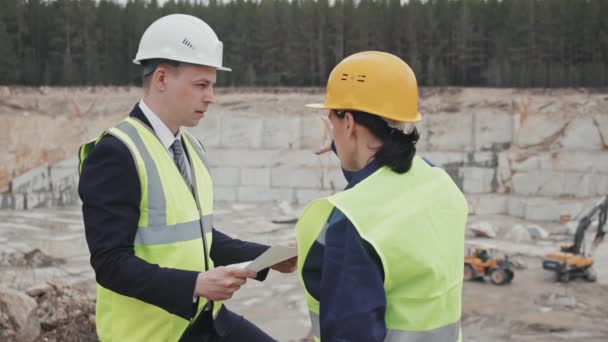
{"left": 315, "top": 114, "right": 333, "bottom": 155}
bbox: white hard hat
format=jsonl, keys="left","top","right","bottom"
{"left": 133, "top": 14, "right": 231, "bottom": 72}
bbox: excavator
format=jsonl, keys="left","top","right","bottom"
{"left": 542, "top": 195, "right": 607, "bottom": 282}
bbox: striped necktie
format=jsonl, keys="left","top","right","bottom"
{"left": 170, "top": 138, "right": 191, "bottom": 186}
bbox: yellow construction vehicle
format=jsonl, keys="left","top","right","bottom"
{"left": 542, "top": 196, "right": 607, "bottom": 282}
{"left": 464, "top": 246, "right": 514, "bottom": 285}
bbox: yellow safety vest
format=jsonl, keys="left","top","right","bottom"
{"left": 79, "top": 117, "right": 221, "bottom": 341}
{"left": 295, "top": 156, "right": 468, "bottom": 341}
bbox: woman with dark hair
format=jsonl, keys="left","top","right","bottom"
{"left": 295, "top": 51, "right": 468, "bottom": 342}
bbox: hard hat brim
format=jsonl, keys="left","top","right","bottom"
{"left": 305, "top": 103, "right": 330, "bottom": 109}
{"left": 132, "top": 59, "right": 232, "bottom": 72}
{"left": 306, "top": 103, "right": 422, "bottom": 123}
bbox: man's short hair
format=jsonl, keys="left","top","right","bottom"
{"left": 141, "top": 59, "right": 181, "bottom": 89}
{"left": 141, "top": 59, "right": 181, "bottom": 76}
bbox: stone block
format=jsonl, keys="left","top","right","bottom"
{"left": 13, "top": 193, "right": 25, "bottom": 210}
{"left": 262, "top": 117, "right": 300, "bottom": 149}
{"left": 551, "top": 151, "right": 608, "bottom": 173}
{"left": 527, "top": 224, "right": 550, "bottom": 239}
{"left": 511, "top": 170, "right": 545, "bottom": 196}
{"left": 593, "top": 113, "right": 608, "bottom": 148}
{"left": 210, "top": 167, "right": 240, "bottom": 186}
{"left": 427, "top": 113, "right": 473, "bottom": 151}
{"left": 420, "top": 151, "right": 466, "bottom": 167}
{"left": 541, "top": 172, "right": 591, "bottom": 197}
{"left": 589, "top": 174, "right": 608, "bottom": 196}
{"left": 274, "top": 149, "right": 339, "bottom": 168}
{"left": 467, "top": 221, "right": 497, "bottom": 238}
{"left": 50, "top": 174, "right": 78, "bottom": 193}
{"left": 505, "top": 224, "right": 532, "bottom": 243}
{"left": 0, "top": 193, "right": 13, "bottom": 209}
{"left": 53, "top": 157, "right": 79, "bottom": 169}
{"left": 271, "top": 167, "right": 323, "bottom": 189}
{"left": 512, "top": 170, "right": 591, "bottom": 197}
{"left": 322, "top": 168, "right": 347, "bottom": 191}
{"left": 299, "top": 115, "right": 327, "bottom": 149}
{"left": 460, "top": 167, "right": 495, "bottom": 194}
{"left": 237, "top": 186, "right": 293, "bottom": 202}
{"left": 474, "top": 111, "right": 513, "bottom": 151}
{"left": 496, "top": 153, "right": 512, "bottom": 193}
{"left": 10, "top": 165, "right": 50, "bottom": 193}
{"left": 295, "top": 189, "right": 335, "bottom": 204}
{"left": 466, "top": 194, "right": 507, "bottom": 215}
{"left": 468, "top": 152, "right": 498, "bottom": 168}
{"left": 50, "top": 159, "right": 79, "bottom": 192}
{"left": 500, "top": 151, "right": 552, "bottom": 172}
{"left": 220, "top": 116, "right": 263, "bottom": 148}
{"left": 523, "top": 197, "right": 585, "bottom": 222}
{"left": 241, "top": 168, "right": 271, "bottom": 187}
{"left": 53, "top": 188, "right": 79, "bottom": 207}
{"left": 214, "top": 186, "right": 237, "bottom": 202}
{"left": 206, "top": 149, "right": 279, "bottom": 168}
{"left": 527, "top": 154, "right": 554, "bottom": 171}
{"left": 24, "top": 192, "right": 53, "bottom": 209}
{"left": 515, "top": 112, "right": 569, "bottom": 148}
{"left": 560, "top": 116, "right": 603, "bottom": 150}
{"left": 188, "top": 111, "right": 221, "bottom": 148}
{"left": 507, "top": 196, "right": 526, "bottom": 218}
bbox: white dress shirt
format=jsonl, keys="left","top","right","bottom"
{"left": 139, "top": 100, "right": 192, "bottom": 182}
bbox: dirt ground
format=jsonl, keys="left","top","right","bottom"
{"left": 1, "top": 204, "right": 608, "bottom": 341}
{"left": 462, "top": 255, "right": 608, "bottom": 341}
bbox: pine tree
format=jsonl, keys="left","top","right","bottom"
{"left": 0, "top": 19, "right": 17, "bottom": 84}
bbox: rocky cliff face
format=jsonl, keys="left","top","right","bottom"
{"left": 2, "top": 87, "right": 607, "bottom": 222}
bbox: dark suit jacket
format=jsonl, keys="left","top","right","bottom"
{"left": 78, "top": 104, "right": 269, "bottom": 338}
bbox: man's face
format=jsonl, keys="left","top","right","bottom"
{"left": 164, "top": 64, "right": 217, "bottom": 129}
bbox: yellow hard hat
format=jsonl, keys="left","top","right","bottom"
{"left": 306, "top": 51, "right": 421, "bottom": 123}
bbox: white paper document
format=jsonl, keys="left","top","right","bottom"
{"left": 229, "top": 246, "right": 297, "bottom": 272}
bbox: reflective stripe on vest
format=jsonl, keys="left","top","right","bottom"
{"left": 133, "top": 216, "right": 213, "bottom": 245}
{"left": 308, "top": 311, "right": 460, "bottom": 342}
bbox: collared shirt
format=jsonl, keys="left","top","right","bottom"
{"left": 139, "top": 99, "right": 192, "bottom": 182}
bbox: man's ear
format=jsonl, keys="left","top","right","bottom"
{"left": 152, "top": 66, "right": 169, "bottom": 92}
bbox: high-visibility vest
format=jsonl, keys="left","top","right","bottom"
{"left": 295, "top": 156, "right": 468, "bottom": 341}
{"left": 79, "top": 117, "right": 221, "bottom": 341}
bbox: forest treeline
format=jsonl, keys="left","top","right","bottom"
{"left": 1, "top": 0, "right": 607, "bottom": 87}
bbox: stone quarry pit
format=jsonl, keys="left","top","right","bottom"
{"left": 1, "top": 87, "right": 607, "bottom": 341}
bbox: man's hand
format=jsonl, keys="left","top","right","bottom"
{"left": 194, "top": 267, "right": 257, "bottom": 301}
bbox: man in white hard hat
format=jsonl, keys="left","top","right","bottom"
{"left": 78, "top": 14, "right": 294, "bottom": 342}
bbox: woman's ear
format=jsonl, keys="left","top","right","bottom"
{"left": 345, "top": 111, "right": 355, "bottom": 137}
